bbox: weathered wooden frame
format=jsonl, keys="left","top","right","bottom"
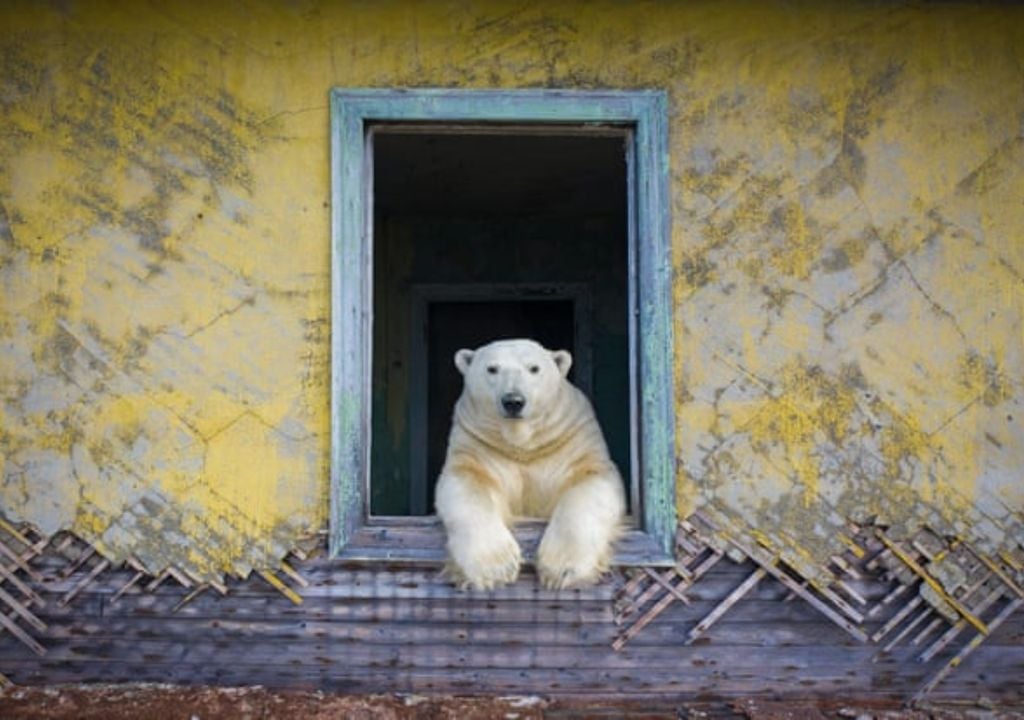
{"left": 330, "top": 88, "right": 675, "bottom": 564}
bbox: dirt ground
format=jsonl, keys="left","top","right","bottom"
{"left": 0, "top": 685, "right": 1021, "bottom": 719}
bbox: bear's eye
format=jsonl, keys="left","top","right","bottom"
{"left": 486, "top": 365, "right": 498, "bottom": 375}
{"left": 528, "top": 365, "right": 540, "bottom": 374}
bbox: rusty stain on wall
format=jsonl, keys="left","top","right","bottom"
{"left": 1, "top": 1, "right": 1022, "bottom": 598}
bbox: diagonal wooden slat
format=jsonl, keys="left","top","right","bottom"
{"left": 57, "top": 542, "right": 96, "bottom": 580}
{"left": 145, "top": 569, "right": 173, "bottom": 592}
{"left": 0, "top": 519, "right": 321, "bottom": 671}
{"left": 685, "top": 567, "right": 765, "bottom": 645}
{"left": 172, "top": 584, "right": 211, "bottom": 613}
{"left": 0, "top": 607, "right": 46, "bottom": 656}
{"left": 720, "top": 532, "right": 870, "bottom": 643}
{"left": 279, "top": 559, "right": 310, "bottom": 588}
{"left": 58, "top": 558, "right": 110, "bottom": 607}
{"left": 872, "top": 595, "right": 924, "bottom": 644}
{"left": 612, "top": 574, "right": 688, "bottom": 651}
{"left": 0, "top": 536, "right": 42, "bottom": 583}
{"left": 960, "top": 541, "right": 1024, "bottom": 600}
{"left": 0, "top": 585, "right": 45, "bottom": 633}
{"left": 111, "top": 569, "right": 148, "bottom": 604}
{"left": 642, "top": 566, "right": 692, "bottom": 606}
{"left": 881, "top": 606, "right": 934, "bottom": 653}
{"left": 912, "top": 616, "right": 947, "bottom": 647}
{"left": 614, "top": 568, "right": 675, "bottom": 626}
{"left": 0, "top": 558, "right": 44, "bottom": 606}
{"left": 259, "top": 569, "right": 304, "bottom": 605}
{"left": 913, "top": 598, "right": 1024, "bottom": 704}
{"left": 875, "top": 531, "right": 988, "bottom": 635}
{"left": 611, "top": 523, "right": 724, "bottom": 650}
{"left": 919, "top": 587, "right": 1004, "bottom": 663}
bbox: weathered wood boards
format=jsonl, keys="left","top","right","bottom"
{"left": 1, "top": 518, "right": 1021, "bottom": 701}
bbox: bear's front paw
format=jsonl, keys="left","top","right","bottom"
{"left": 446, "top": 527, "right": 522, "bottom": 591}
{"left": 536, "top": 554, "right": 603, "bottom": 590}
{"left": 536, "top": 544, "right": 606, "bottom": 589}
{"left": 536, "top": 529, "right": 610, "bottom": 590}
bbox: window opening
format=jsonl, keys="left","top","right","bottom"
{"left": 330, "top": 90, "right": 675, "bottom": 563}
{"left": 370, "top": 129, "right": 629, "bottom": 518}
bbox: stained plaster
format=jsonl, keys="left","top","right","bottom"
{"left": 0, "top": 0, "right": 1021, "bottom": 586}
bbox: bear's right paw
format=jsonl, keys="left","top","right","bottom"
{"left": 446, "top": 528, "right": 522, "bottom": 591}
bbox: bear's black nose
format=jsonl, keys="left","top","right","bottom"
{"left": 501, "top": 393, "right": 526, "bottom": 417}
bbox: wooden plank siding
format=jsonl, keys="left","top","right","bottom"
{"left": 2, "top": 560, "right": 1021, "bottom": 701}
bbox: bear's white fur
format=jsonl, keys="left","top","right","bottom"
{"left": 435, "top": 338, "right": 625, "bottom": 590}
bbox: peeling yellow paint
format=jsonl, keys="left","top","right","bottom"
{"left": 958, "top": 352, "right": 1013, "bottom": 408}
{"left": 740, "top": 364, "right": 859, "bottom": 507}
{"left": 1, "top": 0, "right": 1022, "bottom": 583}
{"left": 769, "top": 202, "right": 821, "bottom": 281}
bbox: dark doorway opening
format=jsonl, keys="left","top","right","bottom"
{"left": 371, "top": 128, "right": 630, "bottom": 516}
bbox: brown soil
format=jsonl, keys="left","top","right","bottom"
{"left": 0, "top": 685, "right": 1021, "bottom": 719}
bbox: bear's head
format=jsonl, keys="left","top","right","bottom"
{"left": 454, "top": 339, "right": 572, "bottom": 421}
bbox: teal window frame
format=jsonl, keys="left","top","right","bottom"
{"left": 330, "top": 88, "right": 676, "bottom": 563}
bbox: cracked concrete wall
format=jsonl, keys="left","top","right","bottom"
{"left": 1, "top": 1, "right": 1022, "bottom": 583}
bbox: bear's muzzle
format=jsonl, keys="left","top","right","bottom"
{"left": 500, "top": 392, "right": 526, "bottom": 418}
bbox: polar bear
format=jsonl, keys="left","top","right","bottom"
{"left": 434, "top": 338, "right": 625, "bottom": 590}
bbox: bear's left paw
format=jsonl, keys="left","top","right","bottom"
{"left": 446, "top": 525, "right": 522, "bottom": 591}
{"left": 536, "top": 539, "right": 608, "bottom": 590}
{"left": 537, "top": 564, "right": 593, "bottom": 590}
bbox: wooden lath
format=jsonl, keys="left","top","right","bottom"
{"left": 612, "top": 512, "right": 875, "bottom": 651}
{"left": 612, "top": 517, "right": 725, "bottom": 650}
{"left": 718, "top": 529, "right": 870, "bottom": 643}
{"left": 108, "top": 556, "right": 230, "bottom": 609}
{"left": 838, "top": 525, "right": 1024, "bottom": 702}
{"left": 612, "top": 514, "right": 1023, "bottom": 702}
{"left": 684, "top": 566, "right": 766, "bottom": 646}
{"left": 0, "top": 518, "right": 46, "bottom": 582}
{"left": 912, "top": 597, "right": 1023, "bottom": 703}
{"left": 844, "top": 526, "right": 1006, "bottom": 651}
{"left": 258, "top": 568, "right": 304, "bottom": 605}
{"left": 0, "top": 521, "right": 49, "bottom": 657}
{"left": 0, "top": 518, "right": 313, "bottom": 667}
{"left": 1, "top": 514, "right": 1018, "bottom": 702}
{"left": 874, "top": 530, "right": 987, "bottom": 634}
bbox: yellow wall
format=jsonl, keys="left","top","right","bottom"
{"left": 1, "top": 0, "right": 1021, "bottom": 582}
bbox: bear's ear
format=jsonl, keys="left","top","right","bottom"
{"left": 551, "top": 350, "right": 572, "bottom": 378}
{"left": 454, "top": 349, "right": 475, "bottom": 375}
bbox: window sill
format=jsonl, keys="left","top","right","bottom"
{"left": 336, "top": 517, "right": 674, "bottom": 566}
